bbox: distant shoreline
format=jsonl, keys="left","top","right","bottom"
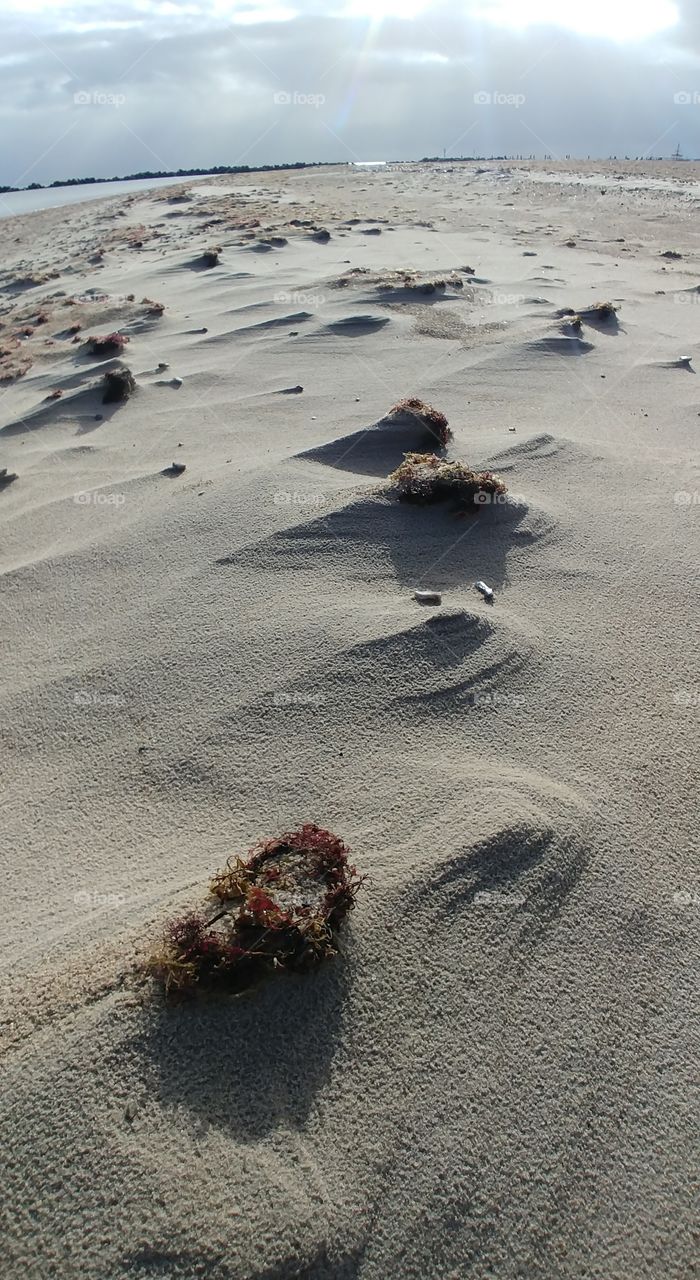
{"left": 3, "top": 152, "right": 697, "bottom": 194}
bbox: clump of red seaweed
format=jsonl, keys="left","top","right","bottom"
{"left": 141, "top": 298, "right": 165, "bottom": 316}
{"left": 88, "top": 332, "right": 129, "bottom": 357}
{"left": 0, "top": 338, "right": 32, "bottom": 382}
{"left": 148, "top": 824, "right": 364, "bottom": 996}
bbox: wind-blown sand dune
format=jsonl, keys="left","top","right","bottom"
{"left": 1, "top": 160, "right": 698, "bottom": 1280}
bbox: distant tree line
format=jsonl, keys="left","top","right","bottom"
{"left": 0, "top": 161, "right": 330, "bottom": 195}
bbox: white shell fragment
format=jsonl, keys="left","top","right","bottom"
{"left": 414, "top": 590, "right": 442, "bottom": 605}
{"left": 474, "top": 580, "right": 494, "bottom": 600}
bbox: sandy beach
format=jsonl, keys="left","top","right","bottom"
{"left": 1, "top": 160, "right": 698, "bottom": 1279}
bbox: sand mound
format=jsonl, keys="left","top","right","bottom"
{"left": 204, "top": 311, "right": 313, "bottom": 341}
{"left": 489, "top": 432, "right": 579, "bottom": 467}
{"left": 526, "top": 335, "right": 595, "bottom": 357}
{"left": 1, "top": 774, "right": 597, "bottom": 1280}
{"left": 317, "top": 315, "right": 391, "bottom": 336}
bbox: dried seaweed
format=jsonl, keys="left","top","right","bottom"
{"left": 148, "top": 824, "right": 364, "bottom": 997}
{"left": 385, "top": 398, "right": 452, "bottom": 447}
{"left": 388, "top": 452, "right": 507, "bottom": 507}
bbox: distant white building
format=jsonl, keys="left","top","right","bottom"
{"left": 350, "top": 161, "right": 387, "bottom": 168}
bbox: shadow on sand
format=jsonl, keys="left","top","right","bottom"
{"left": 122, "top": 1240, "right": 365, "bottom": 1280}
{"left": 296, "top": 416, "right": 449, "bottom": 477}
{"left": 141, "top": 955, "right": 351, "bottom": 1143}
{"left": 406, "top": 823, "right": 590, "bottom": 951}
{"left": 0, "top": 369, "right": 137, "bottom": 439}
{"left": 234, "top": 492, "right": 533, "bottom": 595}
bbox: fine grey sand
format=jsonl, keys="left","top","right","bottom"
{"left": 1, "top": 160, "right": 698, "bottom": 1280}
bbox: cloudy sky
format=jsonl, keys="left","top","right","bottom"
{"left": 1, "top": 0, "right": 699, "bottom": 185}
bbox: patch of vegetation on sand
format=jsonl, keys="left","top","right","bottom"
{"left": 578, "top": 301, "right": 618, "bottom": 323}
{"left": 102, "top": 368, "right": 136, "bottom": 403}
{"left": 200, "top": 246, "right": 222, "bottom": 268}
{"left": 388, "top": 452, "right": 507, "bottom": 506}
{"left": 0, "top": 342, "right": 32, "bottom": 382}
